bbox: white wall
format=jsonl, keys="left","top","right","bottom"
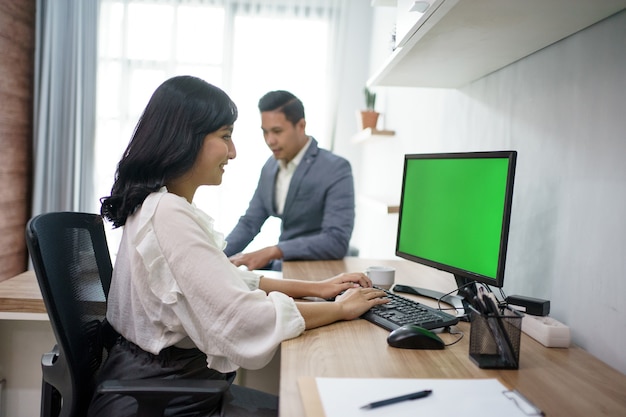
{"left": 349, "top": 8, "right": 626, "bottom": 374}
{"left": 0, "top": 320, "right": 56, "bottom": 417}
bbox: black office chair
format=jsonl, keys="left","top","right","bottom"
{"left": 26, "top": 212, "right": 228, "bottom": 417}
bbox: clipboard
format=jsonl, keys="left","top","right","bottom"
{"left": 298, "top": 377, "right": 544, "bottom": 417}
{"left": 298, "top": 377, "right": 325, "bottom": 417}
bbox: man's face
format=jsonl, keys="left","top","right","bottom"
{"left": 260, "top": 110, "right": 307, "bottom": 164}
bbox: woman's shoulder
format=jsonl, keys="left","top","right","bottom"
{"left": 132, "top": 188, "right": 192, "bottom": 227}
{"left": 155, "top": 190, "right": 191, "bottom": 210}
{"left": 141, "top": 188, "right": 189, "bottom": 212}
{"left": 149, "top": 189, "right": 225, "bottom": 249}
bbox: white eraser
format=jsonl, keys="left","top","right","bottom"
{"left": 521, "top": 314, "right": 571, "bottom": 348}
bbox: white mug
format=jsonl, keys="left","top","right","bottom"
{"left": 366, "top": 266, "right": 395, "bottom": 290}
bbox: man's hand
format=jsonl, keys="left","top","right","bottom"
{"left": 228, "top": 246, "right": 283, "bottom": 270}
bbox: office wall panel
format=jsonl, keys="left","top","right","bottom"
{"left": 0, "top": 0, "right": 35, "bottom": 282}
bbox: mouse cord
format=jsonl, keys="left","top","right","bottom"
{"left": 443, "top": 326, "right": 464, "bottom": 347}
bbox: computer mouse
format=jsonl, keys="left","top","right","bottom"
{"left": 387, "top": 324, "right": 445, "bottom": 350}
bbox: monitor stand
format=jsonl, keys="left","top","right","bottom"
{"left": 392, "top": 275, "right": 478, "bottom": 321}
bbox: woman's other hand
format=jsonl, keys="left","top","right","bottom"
{"left": 315, "top": 272, "right": 372, "bottom": 299}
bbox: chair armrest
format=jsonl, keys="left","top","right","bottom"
{"left": 41, "top": 345, "right": 60, "bottom": 367}
{"left": 97, "top": 379, "right": 230, "bottom": 417}
{"left": 97, "top": 378, "right": 229, "bottom": 395}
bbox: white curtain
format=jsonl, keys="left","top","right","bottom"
{"left": 228, "top": 0, "right": 350, "bottom": 151}
{"left": 96, "top": 0, "right": 351, "bottom": 253}
{"left": 32, "top": 0, "right": 99, "bottom": 215}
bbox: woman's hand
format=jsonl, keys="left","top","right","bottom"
{"left": 315, "top": 272, "right": 373, "bottom": 300}
{"left": 334, "top": 287, "right": 389, "bottom": 320}
{"left": 296, "top": 286, "right": 389, "bottom": 329}
{"left": 259, "top": 272, "right": 372, "bottom": 300}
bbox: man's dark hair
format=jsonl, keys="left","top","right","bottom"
{"left": 258, "top": 90, "right": 305, "bottom": 125}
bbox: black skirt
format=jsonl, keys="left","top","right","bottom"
{"left": 88, "top": 336, "right": 279, "bottom": 417}
{"left": 87, "top": 337, "right": 233, "bottom": 416}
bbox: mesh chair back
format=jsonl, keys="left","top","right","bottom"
{"left": 26, "top": 212, "right": 113, "bottom": 417}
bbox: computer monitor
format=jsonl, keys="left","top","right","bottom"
{"left": 395, "top": 150, "right": 517, "bottom": 317}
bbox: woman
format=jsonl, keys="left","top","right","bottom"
{"left": 89, "top": 75, "right": 387, "bottom": 416}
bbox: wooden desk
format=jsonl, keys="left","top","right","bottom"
{"left": 280, "top": 258, "right": 626, "bottom": 417}
{"left": 0, "top": 270, "right": 47, "bottom": 320}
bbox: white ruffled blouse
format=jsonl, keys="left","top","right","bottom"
{"left": 106, "top": 188, "right": 305, "bottom": 372}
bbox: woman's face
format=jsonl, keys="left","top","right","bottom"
{"left": 191, "top": 125, "right": 237, "bottom": 186}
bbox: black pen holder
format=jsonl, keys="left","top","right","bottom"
{"left": 469, "top": 305, "right": 522, "bottom": 369}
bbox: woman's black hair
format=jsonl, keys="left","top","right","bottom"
{"left": 100, "top": 75, "right": 238, "bottom": 227}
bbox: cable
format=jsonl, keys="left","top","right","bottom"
{"left": 498, "top": 287, "right": 509, "bottom": 306}
{"left": 436, "top": 280, "right": 478, "bottom": 316}
{"left": 477, "top": 283, "right": 509, "bottom": 309}
{"left": 443, "top": 325, "right": 464, "bottom": 347}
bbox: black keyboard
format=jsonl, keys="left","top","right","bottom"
{"left": 362, "top": 288, "right": 460, "bottom": 331}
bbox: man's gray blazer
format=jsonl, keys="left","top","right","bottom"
{"left": 224, "top": 138, "right": 355, "bottom": 267}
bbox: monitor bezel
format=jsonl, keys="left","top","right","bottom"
{"left": 395, "top": 150, "right": 517, "bottom": 289}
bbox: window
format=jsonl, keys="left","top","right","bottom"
{"left": 96, "top": 0, "right": 341, "bottom": 254}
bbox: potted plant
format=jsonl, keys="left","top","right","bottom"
{"left": 360, "top": 87, "right": 380, "bottom": 130}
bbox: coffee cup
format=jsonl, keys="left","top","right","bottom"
{"left": 366, "top": 266, "right": 395, "bottom": 290}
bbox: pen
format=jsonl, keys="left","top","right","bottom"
{"left": 360, "top": 389, "right": 432, "bottom": 409}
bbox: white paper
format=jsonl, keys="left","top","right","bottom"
{"left": 315, "top": 378, "right": 538, "bottom": 417}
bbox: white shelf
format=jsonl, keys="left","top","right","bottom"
{"left": 352, "top": 128, "right": 395, "bottom": 144}
{"left": 358, "top": 195, "right": 400, "bottom": 214}
{"left": 368, "top": 0, "right": 626, "bottom": 88}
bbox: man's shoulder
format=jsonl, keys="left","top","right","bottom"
{"left": 308, "top": 140, "right": 349, "bottom": 165}
{"left": 315, "top": 147, "right": 351, "bottom": 168}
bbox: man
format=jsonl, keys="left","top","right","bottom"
{"left": 225, "top": 90, "right": 355, "bottom": 271}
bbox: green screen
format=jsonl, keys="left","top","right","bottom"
{"left": 397, "top": 155, "right": 511, "bottom": 281}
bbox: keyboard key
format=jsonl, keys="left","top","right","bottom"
{"left": 362, "top": 287, "right": 459, "bottom": 331}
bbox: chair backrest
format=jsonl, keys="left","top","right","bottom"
{"left": 26, "top": 212, "right": 113, "bottom": 417}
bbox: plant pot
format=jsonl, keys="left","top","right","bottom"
{"left": 359, "top": 110, "right": 380, "bottom": 130}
